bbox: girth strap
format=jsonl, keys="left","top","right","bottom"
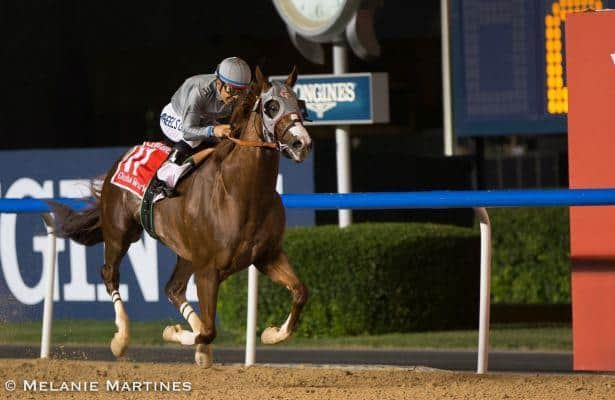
{"left": 140, "top": 180, "right": 160, "bottom": 239}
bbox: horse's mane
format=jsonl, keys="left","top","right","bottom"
{"left": 212, "top": 80, "right": 261, "bottom": 163}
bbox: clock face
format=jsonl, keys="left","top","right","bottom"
{"left": 273, "top": 0, "right": 360, "bottom": 42}
{"left": 289, "top": 0, "right": 345, "bottom": 23}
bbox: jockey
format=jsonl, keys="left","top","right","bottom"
{"left": 151, "top": 56, "right": 251, "bottom": 197}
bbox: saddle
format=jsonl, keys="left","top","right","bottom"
{"left": 139, "top": 145, "right": 216, "bottom": 239}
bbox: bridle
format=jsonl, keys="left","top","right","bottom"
{"left": 227, "top": 81, "right": 308, "bottom": 152}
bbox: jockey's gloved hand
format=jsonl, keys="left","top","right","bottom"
{"left": 213, "top": 124, "right": 232, "bottom": 138}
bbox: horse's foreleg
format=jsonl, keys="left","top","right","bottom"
{"left": 256, "top": 252, "right": 308, "bottom": 345}
{"left": 193, "top": 267, "right": 220, "bottom": 367}
{"left": 162, "top": 257, "right": 204, "bottom": 345}
{"left": 101, "top": 241, "right": 131, "bottom": 357}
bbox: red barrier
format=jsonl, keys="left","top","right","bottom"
{"left": 567, "top": 10, "right": 615, "bottom": 372}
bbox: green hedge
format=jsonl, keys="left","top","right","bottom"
{"left": 218, "top": 223, "right": 480, "bottom": 337}
{"left": 489, "top": 207, "right": 570, "bottom": 304}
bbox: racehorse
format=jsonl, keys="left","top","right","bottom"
{"left": 49, "top": 67, "right": 312, "bottom": 367}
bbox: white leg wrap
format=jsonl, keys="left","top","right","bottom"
{"left": 162, "top": 302, "right": 202, "bottom": 346}
{"left": 156, "top": 162, "right": 192, "bottom": 188}
{"left": 110, "top": 290, "right": 130, "bottom": 357}
{"left": 179, "top": 302, "right": 201, "bottom": 332}
{"left": 111, "top": 290, "right": 126, "bottom": 326}
{"left": 111, "top": 290, "right": 121, "bottom": 304}
{"left": 163, "top": 324, "right": 199, "bottom": 345}
{"left": 178, "top": 330, "right": 200, "bottom": 345}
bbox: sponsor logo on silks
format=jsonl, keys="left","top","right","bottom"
{"left": 160, "top": 113, "right": 183, "bottom": 131}
{"left": 294, "top": 82, "right": 357, "bottom": 119}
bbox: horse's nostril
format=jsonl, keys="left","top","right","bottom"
{"left": 292, "top": 140, "right": 303, "bottom": 150}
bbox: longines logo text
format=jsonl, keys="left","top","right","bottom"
{"left": 294, "top": 82, "right": 356, "bottom": 118}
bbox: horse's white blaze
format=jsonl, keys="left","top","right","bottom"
{"left": 289, "top": 124, "right": 311, "bottom": 145}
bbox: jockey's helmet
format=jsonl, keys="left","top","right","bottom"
{"left": 215, "top": 57, "right": 251, "bottom": 89}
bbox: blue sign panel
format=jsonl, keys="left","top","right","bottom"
{"left": 271, "top": 73, "right": 389, "bottom": 125}
{"left": 0, "top": 147, "right": 313, "bottom": 322}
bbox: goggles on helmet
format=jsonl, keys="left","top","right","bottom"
{"left": 223, "top": 83, "right": 246, "bottom": 97}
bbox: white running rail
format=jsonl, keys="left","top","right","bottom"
{"left": 40, "top": 213, "right": 56, "bottom": 359}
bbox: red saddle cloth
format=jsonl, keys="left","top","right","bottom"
{"left": 110, "top": 142, "right": 171, "bottom": 198}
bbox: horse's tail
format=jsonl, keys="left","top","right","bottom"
{"left": 46, "top": 185, "right": 103, "bottom": 246}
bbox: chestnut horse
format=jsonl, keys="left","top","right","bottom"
{"left": 49, "top": 67, "right": 312, "bottom": 367}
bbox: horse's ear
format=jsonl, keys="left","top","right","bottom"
{"left": 285, "top": 65, "right": 298, "bottom": 87}
{"left": 255, "top": 66, "right": 270, "bottom": 90}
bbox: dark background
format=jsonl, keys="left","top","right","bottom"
{"left": 2, "top": 1, "right": 476, "bottom": 225}
{"left": 2, "top": 1, "right": 442, "bottom": 149}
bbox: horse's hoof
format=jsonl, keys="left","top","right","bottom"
{"left": 162, "top": 324, "right": 182, "bottom": 342}
{"left": 195, "top": 344, "right": 213, "bottom": 368}
{"left": 261, "top": 326, "right": 282, "bottom": 344}
{"left": 110, "top": 332, "right": 129, "bottom": 357}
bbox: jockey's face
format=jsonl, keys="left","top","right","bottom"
{"left": 217, "top": 80, "right": 245, "bottom": 105}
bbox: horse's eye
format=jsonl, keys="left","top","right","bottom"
{"left": 265, "top": 100, "right": 280, "bottom": 117}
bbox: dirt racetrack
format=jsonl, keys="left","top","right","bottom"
{"left": 1, "top": 358, "right": 614, "bottom": 400}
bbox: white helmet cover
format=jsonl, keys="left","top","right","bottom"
{"left": 215, "top": 57, "right": 251, "bottom": 88}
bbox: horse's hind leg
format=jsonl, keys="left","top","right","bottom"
{"left": 256, "top": 252, "right": 308, "bottom": 344}
{"left": 99, "top": 187, "right": 143, "bottom": 358}
{"left": 101, "top": 239, "right": 132, "bottom": 357}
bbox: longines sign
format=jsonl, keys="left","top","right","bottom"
{"left": 0, "top": 147, "right": 313, "bottom": 321}
{"left": 271, "top": 73, "right": 390, "bottom": 125}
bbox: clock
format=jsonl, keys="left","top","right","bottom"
{"left": 272, "top": 0, "right": 361, "bottom": 43}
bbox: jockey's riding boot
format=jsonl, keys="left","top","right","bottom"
{"left": 150, "top": 176, "right": 179, "bottom": 198}
{"left": 152, "top": 144, "right": 195, "bottom": 198}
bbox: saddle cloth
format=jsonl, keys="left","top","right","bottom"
{"left": 110, "top": 142, "right": 171, "bottom": 198}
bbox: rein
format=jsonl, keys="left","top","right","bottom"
{"left": 227, "top": 137, "right": 277, "bottom": 149}
{"left": 226, "top": 99, "right": 279, "bottom": 150}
